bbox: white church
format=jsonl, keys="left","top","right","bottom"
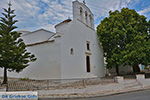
{"left": 0, "top": 0, "right": 105, "bottom": 79}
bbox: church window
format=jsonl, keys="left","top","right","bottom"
{"left": 86, "top": 56, "right": 91, "bottom": 72}
{"left": 87, "top": 41, "right": 90, "bottom": 51}
{"left": 70, "top": 48, "right": 74, "bottom": 55}
{"left": 89, "top": 15, "right": 93, "bottom": 27}
{"left": 80, "top": 7, "right": 83, "bottom": 21}
{"left": 85, "top": 11, "right": 88, "bottom": 23}
{"left": 80, "top": 7, "right": 83, "bottom": 15}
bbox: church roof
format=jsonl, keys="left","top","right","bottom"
{"left": 18, "top": 30, "right": 30, "bottom": 33}
{"left": 22, "top": 28, "right": 55, "bottom": 36}
{"left": 55, "top": 19, "right": 72, "bottom": 28}
{"left": 32, "top": 29, "right": 54, "bottom": 34}
{"left": 26, "top": 33, "right": 61, "bottom": 47}
{"left": 26, "top": 39, "right": 55, "bottom": 47}
{"left": 20, "top": 28, "right": 58, "bottom": 46}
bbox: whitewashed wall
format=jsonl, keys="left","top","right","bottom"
{"left": 58, "top": 19, "right": 104, "bottom": 79}
{"left": 55, "top": 1, "right": 105, "bottom": 79}
{"left": 0, "top": 32, "right": 62, "bottom": 80}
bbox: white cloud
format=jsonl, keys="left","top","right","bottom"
{"left": 0, "top": 0, "right": 135, "bottom": 32}
{"left": 138, "top": 7, "right": 150, "bottom": 15}
{"left": 87, "top": 0, "right": 132, "bottom": 17}
{"left": 11, "top": 0, "right": 40, "bottom": 17}
{"left": 84, "top": 0, "right": 132, "bottom": 27}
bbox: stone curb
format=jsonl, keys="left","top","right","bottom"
{"left": 39, "top": 86, "right": 150, "bottom": 99}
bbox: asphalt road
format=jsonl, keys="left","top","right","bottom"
{"left": 39, "top": 89, "right": 150, "bottom": 100}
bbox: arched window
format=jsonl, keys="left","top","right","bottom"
{"left": 85, "top": 11, "right": 88, "bottom": 23}
{"left": 87, "top": 42, "right": 90, "bottom": 51}
{"left": 89, "top": 14, "right": 93, "bottom": 27}
{"left": 80, "top": 7, "right": 83, "bottom": 15}
{"left": 80, "top": 7, "right": 83, "bottom": 21}
{"left": 70, "top": 48, "right": 74, "bottom": 55}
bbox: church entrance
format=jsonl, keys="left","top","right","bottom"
{"left": 86, "top": 56, "right": 91, "bottom": 72}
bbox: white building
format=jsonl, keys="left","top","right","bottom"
{"left": 0, "top": 1, "right": 105, "bottom": 79}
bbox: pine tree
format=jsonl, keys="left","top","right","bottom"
{"left": 0, "top": 2, "right": 36, "bottom": 84}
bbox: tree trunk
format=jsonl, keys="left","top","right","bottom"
{"left": 3, "top": 67, "right": 8, "bottom": 84}
{"left": 133, "top": 64, "right": 140, "bottom": 73}
{"left": 116, "top": 66, "right": 119, "bottom": 76}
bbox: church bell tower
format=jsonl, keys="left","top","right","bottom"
{"left": 72, "top": 0, "right": 94, "bottom": 29}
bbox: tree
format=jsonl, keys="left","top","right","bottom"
{"left": 0, "top": 3, "right": 36, "bottom": 84}
{"left": 97, "top": 8, "right": 150, "bottom": 75}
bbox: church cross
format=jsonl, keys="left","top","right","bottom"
{"left": 8, "top": 1, "right": 12, "bottom": 7}
{"left": 83, "top": 0, "right": 86, "bottom": 4}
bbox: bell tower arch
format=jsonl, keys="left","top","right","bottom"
{"left": 73, "top": 0, "right": 94, "bottom": 28}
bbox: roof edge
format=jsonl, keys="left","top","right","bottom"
{"left": 22, "top": 28, "right": 55, "bottom": 36}
{"left": 26, "top": 40, "right": 55, "bottom": 47}
{"left": 55, "top": 19, "right": 72, "bottom": 28}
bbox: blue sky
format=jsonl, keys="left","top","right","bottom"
{"left": 0, "top": 0, "right": 150, "bottom": 32}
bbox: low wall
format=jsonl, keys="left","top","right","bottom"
{"left": 0, "top": 75, "right": 150, "bottom": 98}
{"left": 1, "top": 77, "right": 115, "bottom": 91}
{"left": 38, "top": 74, "right": 150, "bottom": 98}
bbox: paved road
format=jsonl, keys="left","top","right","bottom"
{"left": 39, "top": 89, "right": 150, "bottom": 100}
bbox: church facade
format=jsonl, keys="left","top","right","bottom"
{"left": 0, "top": 1, "right": 105, "bottom": 79}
